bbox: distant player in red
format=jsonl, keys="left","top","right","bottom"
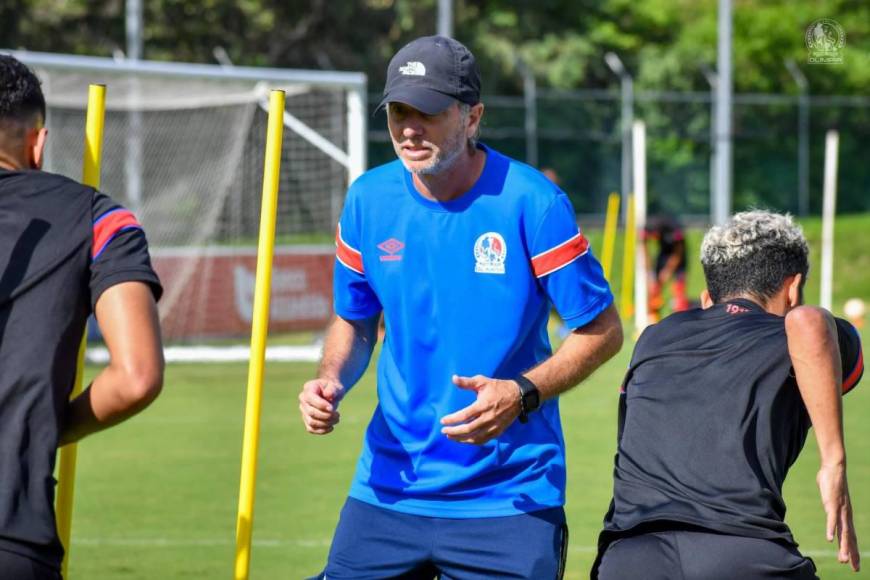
{"left": 643, "top": 214, "right": 689, "bottom": 321}
{"left": 0, "top": 55, "right": 164, "bottom": 579}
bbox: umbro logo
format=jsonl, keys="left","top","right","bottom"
{"left": 378, "top": 238, "right": 405, "bottom": 262}
{"left": 399, "top": 61, "right": 426, "bottom": 76}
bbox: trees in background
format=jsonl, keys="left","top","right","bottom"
{"left": 6, "top": 0, "right": 867, "bottom": 94}
{"left": 4, "top": 0, "right": 867, "bottom": 212}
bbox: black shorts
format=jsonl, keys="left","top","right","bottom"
{"left": 0, "top": 550, "right": 61, "bottom": 580}
{"left": 595, "top": 530, "right": 817, "bottom": 580}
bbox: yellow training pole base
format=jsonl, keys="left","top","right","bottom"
{"left": 55, "top": 337, "right": 85, "bottom": 580}
{"left": 233, "top": 89, "right": 285, "bottom": 580}
{"left": 56, "top": 83, "right": 106, "bottom": 579}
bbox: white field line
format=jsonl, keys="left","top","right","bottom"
{"left": 69, "top": 538, "right": 870, "bottom": 558}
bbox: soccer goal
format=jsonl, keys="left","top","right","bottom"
{"left": 10, "top": 50, "right": 366, "bottom": 348}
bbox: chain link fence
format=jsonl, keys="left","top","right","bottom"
{"left": 369, "top": 90, "right": 870, "bottom": 222}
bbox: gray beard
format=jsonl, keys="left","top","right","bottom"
{"left": 406, "top": 133, "right": 467, "bottom": 176}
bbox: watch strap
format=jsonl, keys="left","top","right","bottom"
{"left": 515, "top": 374, "right": 541, "bottom": 423}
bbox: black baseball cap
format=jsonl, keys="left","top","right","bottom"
{"left": 378, "top": 35, "right": 481, "bottom": 115}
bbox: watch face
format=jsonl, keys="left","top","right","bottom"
{"left": 516, "top": 376, "right": 541, "bottom": 414}
{"left": 523, "top": 388, "right": 540, "bottom": 412}
{"left": 529, "top": 391, "right": 541, "bottom": 411}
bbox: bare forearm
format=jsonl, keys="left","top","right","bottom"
{"left": 60, "top": 363, "right": 162, "bottom": 445}
{"left": 59, "top": 282, "right": 164, "bottom": 445}
{"left": 786, "top": 306, "right": 845, "bottom": 466}
{"left": 525, "top": 304, "right": 623, "bottom": 400}
{"left": 318, "top": 314, "right": 379, "bottom": 388}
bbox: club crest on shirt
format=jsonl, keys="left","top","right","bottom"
{"left": 474, "top": 232, "right": 507, "bottom": 274}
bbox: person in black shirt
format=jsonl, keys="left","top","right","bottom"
{"left": 643, "top": 214, "right": 690, "bottom": 321}
{"left": 0, "top": 55, "right": 164, "bottom": 579}
{"left": 594, "top": 210, "right": 863, "bottom": 579}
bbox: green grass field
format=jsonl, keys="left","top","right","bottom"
{"left": 66, "top": 213, "right": 869, "bottom": 579}
{"left": 71, "top": 336, "right": 868, "bottom": 579}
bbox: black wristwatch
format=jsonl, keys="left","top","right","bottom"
{"left": 514, "top": 375, "right": 541, "bottom": 423}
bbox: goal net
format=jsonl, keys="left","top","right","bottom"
{"left": 10, "top": 51, "right": 366, "bottom": 348}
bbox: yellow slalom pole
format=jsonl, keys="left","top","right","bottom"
{"left": 600, "top": 192, "right": 620, "bottom": 281}
{"left": 233, "top": 89, "right": 285, "bottom": 580}
{"left": 620, "top": 194, "right": 635, "bottom": 320}
{"left": 56, "top": 84, "right": 106, "bottom": 579}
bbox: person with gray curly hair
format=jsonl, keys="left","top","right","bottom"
{"left": 701, "top": 210, "right": 810, "bottom": 304}
{"left": 593, "top": 209, "right": 863, "bottom": 579}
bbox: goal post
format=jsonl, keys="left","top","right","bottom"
{"left": 11, "top": 49, "right": 367, "bottom": 182}
{"left": 8, "top": 50, "right": 367, "bottom": 343}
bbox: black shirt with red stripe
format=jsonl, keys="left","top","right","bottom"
{"left": 599, "top": 298, "right": 863, "bottom": 552}
{"left": 0, "top": 168, "right": 162, "bottom": 570}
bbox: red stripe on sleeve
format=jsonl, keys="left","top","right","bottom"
{"left": 843, "top": 348, "right": 863, "bottom": 394}
{"left": 531, "top": 232, "right": 589, "bottom": 278}
{"left": 92, "top": 209, "right": 141, "bottom": 258}
{"left": 335, "top": 224, "right": 364, "bottom": 274}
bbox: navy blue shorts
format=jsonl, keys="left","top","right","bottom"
{"left": 318, "top": 497, "right": 568, "bottom": 579}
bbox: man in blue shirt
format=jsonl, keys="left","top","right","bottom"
{"left": 298, "top": 35, "right": 623, "bottom": 579}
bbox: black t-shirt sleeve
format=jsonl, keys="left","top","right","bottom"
{"left": 835, "top": 317, "right": 864, "bottom": 394}
{"left": 89, "top": 192, "right": 163, "bottom": 309}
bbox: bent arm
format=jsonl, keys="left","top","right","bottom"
{"left": 440, "top": 303, "right": 623, "bottom": 444}
{"left": 60, "top": 281, "right": 164, "bottom": 446}
{"left": 299, "top": 314, "right": 378, "bottom": 435}
{"left": 525, "top": 303, "right": 623, "bottom": 401}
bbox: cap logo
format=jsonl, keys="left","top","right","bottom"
{"left": 399, "top": 61, "right": 426, "bottom": 76}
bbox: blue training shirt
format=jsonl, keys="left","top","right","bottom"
{"left": 333, "top": 144, "right": 614, "bottom": 518}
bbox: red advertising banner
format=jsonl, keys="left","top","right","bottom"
{"left": 152, "top": 246, "right": 334, "bottom": 340}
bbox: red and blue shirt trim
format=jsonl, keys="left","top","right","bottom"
{"left": 93, "top": 208, "right": 142, "bottom": 260}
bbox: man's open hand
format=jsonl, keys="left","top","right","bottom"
{"left": 818, "top": 463, "right": 861, "bottom": 572}
{"left": 440, "top": 375, "right": 522, "bottom": 445}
